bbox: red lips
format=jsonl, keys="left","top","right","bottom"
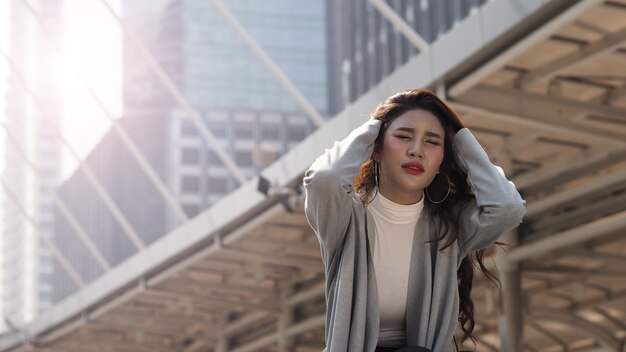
{"left": 402, "top": 162, "right": 424, "bottom": 175}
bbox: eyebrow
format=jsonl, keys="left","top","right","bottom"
{"left": 395, "top": 127, "right": 443, "bottom": 139}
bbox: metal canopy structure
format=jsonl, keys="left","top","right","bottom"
{"left": 1, "top": 0, "right": 625, "bottom": 351}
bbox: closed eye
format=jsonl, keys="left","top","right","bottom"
{"left": 395, "top": 134, "right": 411, "bottom": 140}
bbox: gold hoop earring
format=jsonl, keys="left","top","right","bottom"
{"left": 425, "top": 172, "right": 451, "bottom": 204}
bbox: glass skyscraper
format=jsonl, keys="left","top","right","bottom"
{"left": 326, "top": 0, "right": 488, "bottom": 115}
{"left": 123, "top": 0, "right": 327, "bottom": 115}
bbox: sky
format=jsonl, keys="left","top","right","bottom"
{"left": 0, "top": 0, "right": 123, "bottom": 180}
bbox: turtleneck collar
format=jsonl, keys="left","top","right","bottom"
{"left": 369, "top": 189, "right": 424, "bottom": 224}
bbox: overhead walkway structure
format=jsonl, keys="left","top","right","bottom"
{"left": 1, "top": 0, "right": 625, "bottom": 351}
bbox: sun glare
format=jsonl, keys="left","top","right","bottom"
{"left": 59, "top": 0, "right": 122, "bottom": 180}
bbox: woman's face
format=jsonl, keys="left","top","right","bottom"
{"left": 376, "top": 109, "right": 445, "bottom": 205}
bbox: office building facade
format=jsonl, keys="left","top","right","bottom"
{"left": 1, "top": 0, "right": 63, "bottom": 329}
{"left": 326, "top": 0, "right": 488, "bottom": 115}
{"left": 52, "top": 0, "right": 326, "bottom": 302}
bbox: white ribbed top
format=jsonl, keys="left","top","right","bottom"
{"left": 368, "top": 190, "right": 424, "bottom": 347}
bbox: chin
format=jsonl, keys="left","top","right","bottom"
{"left": 400, "top": 185, "right": 427, "bottom": 194}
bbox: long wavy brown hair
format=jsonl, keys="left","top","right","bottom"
{"left": 352, "top": 88, "right": 500, "bottom": 343}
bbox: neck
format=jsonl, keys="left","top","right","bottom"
{"left": 369, "top": 189, "right": 424, "bottom": 224}
{"left": 378, "top": 187, "right": 424, "bottom": 205}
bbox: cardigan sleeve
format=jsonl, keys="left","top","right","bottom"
{"left": 303, "top": 119, "right": 382, "bottom": 265}
{"left": 452, "top": 128, "right": 526, "bottom": 258}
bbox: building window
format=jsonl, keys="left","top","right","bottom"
{"left": 207, "top": 150, "right": 222, "bottom": 165}
{"left": 181, "top": 176, "right": 200, "bottom": 193}
{"left": 233, "top": 122, "right": 254, "bottom": 139}
{"left": 39, "top": 274, "right": 54, "bottom": 285}
{"left": 234, "top": 150, "right": 253, "bottom": 166}
{"left": 207, "top": 177, "right": 228, "bottom": 193}
{"left": 181, "top": 120, "right": 198, "bottom": 137}
{"left": 181, "top": 148, "right": 200, "bottom": 164}
{"left": 208, "top": 120, "right": 227, "bottom": 138}
{"left": 260, "top": 123, "right": 280, "bottom": 140}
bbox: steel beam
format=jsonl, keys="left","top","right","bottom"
{"left": 278, "top": 287, "right": 295, "bottom": 352}
{"left": 218, "top": 247, "right": 322, "bottom": 270}
{"left": 607, "top": 84, "right": 626, "bottom": 104}
{"left": 508, "top": 210, "right": 626, "bottom": 262}
{"left": 148, "top": 287, "right": 279, "bottom": 312}
{"left": 528, "top": 322, "right": 569, "bottom": 351}
{"left": 368, "top": 0, "right": 430, "bottom": 52}
{"left": 230, "top": 315, "right": 325, "bottom": 352}
{"left": 0, "top": 178, "right": 85, "bottom": 287}
{"left": 593, "top": 307, "right": 626, "bottom": 331}
{"left": 96, "top": 0, "right": 247, "bottom": 185}
{"left": 526, "top": 167, "right": 626, "bottom": 217}
{"left": 145, "top": 203, "right": 285, "bottom": 289}
{"left": 454, "top": 85, "right": 626, "bottom": 142}
{"left": 215, "top": 316, "right": 229, "bottom": 352}
{"left": 519, "top": 26, "right": 626, "bottom": 89}
{"left": 448, "top": 0, "right": 603, "bottom": 97}
{"left": 515, "top": 149, "right": 626, "bottom": 195}
{"left": 0, "top": 43, "right": 145, "bottom": 251}
{"left": 0, "top": 123, "right": 111, "bottom": 271}
{"left": 451, "top": 102, "right": 624, "bottom": 149}
{"left": 527, "top": 309, "right": 621, "bottom": 351}
{"left": 496, "top": 229, "right": 523, "bottom": 352}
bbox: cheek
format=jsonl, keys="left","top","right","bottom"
{"left": 429, "top": 149, "right": 445, "bottom": 169}
{"left": 381, "top": 140, "right": 403, "bottom": 161}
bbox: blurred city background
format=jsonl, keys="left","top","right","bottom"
{"left": 0, "top": 0, "right": 625, "bottom": 351}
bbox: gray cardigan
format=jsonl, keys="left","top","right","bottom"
{"left": 303, "top": 119, "right": 526, "bottom": 352}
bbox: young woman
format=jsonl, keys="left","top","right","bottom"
{"left": 303, "top": 89, "right": 526, "bottom": 352}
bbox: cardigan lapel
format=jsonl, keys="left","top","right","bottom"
{"left": 405, "top": 213, "right": 435, "bottom": 347}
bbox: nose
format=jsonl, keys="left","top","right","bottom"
{"left": 408, "top": 140, "right": 423, "bottom": 158}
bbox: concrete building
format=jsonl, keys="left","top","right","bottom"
{"left": 0, "top": 0, "right": 63, "bottom": 329}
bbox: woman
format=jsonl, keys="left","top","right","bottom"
{"left": 303, "top": 89, "right": 526, "bottom": 352}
